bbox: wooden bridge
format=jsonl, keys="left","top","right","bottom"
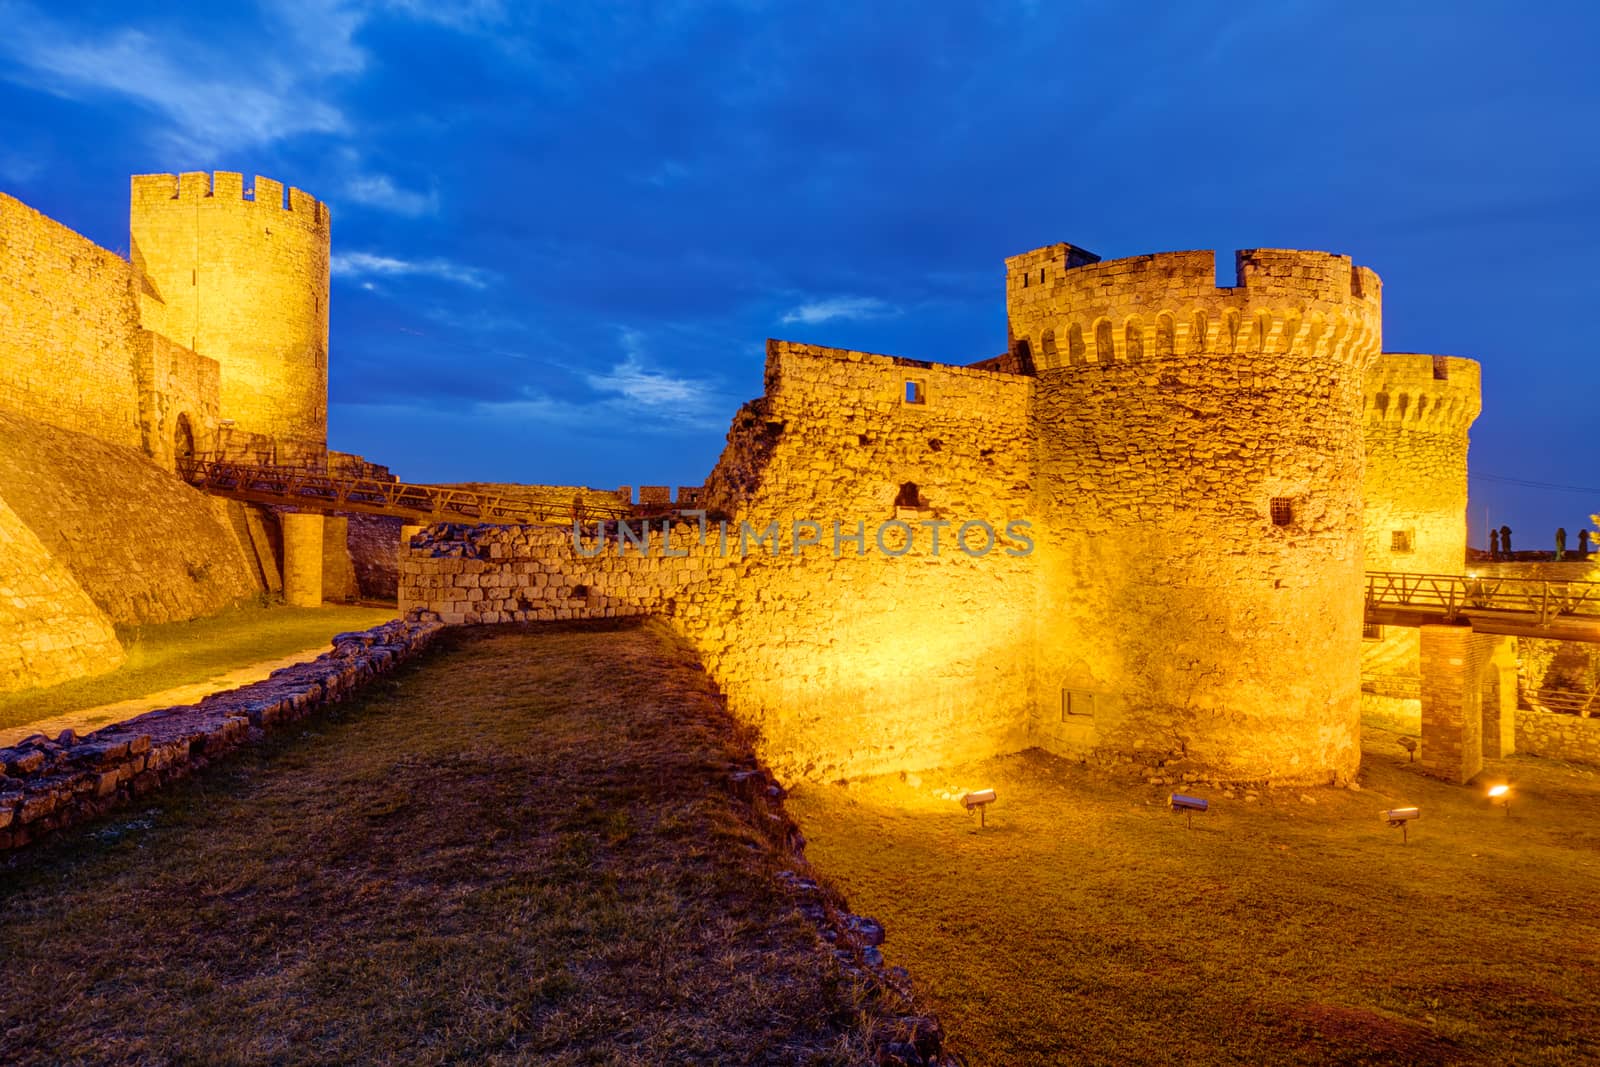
{"left": 178, "top": 457, "right": 636, "bottom": 526}
{"left": 1365, "top": 570, "right": 1600, "bottom": 643}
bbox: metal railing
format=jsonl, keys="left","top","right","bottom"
{"left": 1364, "top": 570, "right": 1600, "bottom": 626}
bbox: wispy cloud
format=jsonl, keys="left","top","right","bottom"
{"left": 581, "top": 328, "right": 721, "bottom": 419}
{"left": 343, "top": 171, "right": 439, "bottom": 216}
{"left": 0, "top": 1, "right": 363, "bottom": 155}
{"left": 332, "top": 251, "right": 493, "bottom": 288}
{"left": 779, "top": 295, "right": 898, "bottom": 325}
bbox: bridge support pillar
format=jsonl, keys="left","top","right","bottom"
{"left": 1419, "top": 623, "right": 1495, "bottom": 783}
{"left": 396, "top": 524, "right": 424, "bottom": 614}
{"left": 283, "top": 512, "right": 326, "bottom": 608}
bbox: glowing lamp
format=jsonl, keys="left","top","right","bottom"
{"left": 1489, "top": 783, "right": 1511, "bottom": 816}
{"left": 960, "top": 788, "right": 997, "bottom": 827}
{"left": 1382, "top": 806, "right": 1420, "bottom": 844}
{"left": 1169, "top": 793, "right": 1208, "bottom": 829}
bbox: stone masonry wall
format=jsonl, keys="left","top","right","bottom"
{"left": 134, "top": 329, "right": 222, "bottom": 471}
{"left": 131, "top": 172, "right": 330, "bottom": 449}
{"left": 0, "top": 409, "right": 262, "bottom": 625}
{"left": 0, "top": 192, "right": 144, "bottom": 448}
{"left": 1022, "top": 248, "right": 1381, "bottom": 783}
{"left": 0, "top": 496, "right": 125, "bottom": 693}
{"left": 404, "top": 341, "right": 1037, "bottom": 782}
{"left": 1516, "top": 708, "right": 1600, "bottom": 766}
{"left": 0, "top": 616, "right": 442, "bottom": 851}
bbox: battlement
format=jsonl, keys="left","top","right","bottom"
{"left": 1005, "top": 245, "right": 1382, "bottom": 372}
{"left": 130, "top": 172, "right": 330, "bottom": 231}
{"left": 1365, "top": 353, "right": 1482, "bottom": 432}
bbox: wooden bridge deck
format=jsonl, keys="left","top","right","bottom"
{"left": 178, "top": 458, "right": 637, "bottom": 526}
{"left": 1364, "top": 569, "right": 1600, "bottom": 643}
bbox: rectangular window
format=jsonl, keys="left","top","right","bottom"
{"left": 1270, "top": 497, "right": 1293, "bottom": 526}
{"left": 904, "top": 379, "right": 926, "bottom": 404}
{"left": 1062, "top": 688, "right": 1096, "bottom": 720}
{"left": 1432, "top": 355, "right": 1449, "bottom": 381}
{"left": 1391, "top": 530, "right": 1413, "bottom": 553}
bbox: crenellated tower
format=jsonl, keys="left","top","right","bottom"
{"left": 1362, "top": 353, "right": 1481, "bottom": 576}
{"left": 130, "top": 172, "right": 331, "bottom": 455}
{"left": 1022, "top": 246, "right": 1383, "bottom": 784}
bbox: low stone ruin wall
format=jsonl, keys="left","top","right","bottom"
{"left": 0, "top": 615, "right": 443, "bottom": 852}
{"left": 1516, "top": 708, "right": 1600, "bottom": 766}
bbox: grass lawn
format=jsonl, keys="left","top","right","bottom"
{"left": 788, "top": 731, "right": 1600, "bottom": 1066}
{"left": 0, "top": 620, "right": 893, "bottom": 1066}
{"left": 0, "top": 603, "right": 397, "bottom": 733}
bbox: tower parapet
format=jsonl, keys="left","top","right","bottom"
{"left": 130, "top": 171, "right": 330, "bottom": 452}
{"left": 1007, "top": 247, "right": 1381, "bottom": 372}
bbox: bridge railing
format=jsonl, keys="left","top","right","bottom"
{"left": 1364, "top": 570, "right": 1600, "bottom": 625}
{"left": 177, "top": 457, "right": 637, "bottom": 525}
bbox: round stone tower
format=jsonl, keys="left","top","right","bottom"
{"left": 1020, "top": 245, "right": 1382, "bottom": 784}
{"left": 130, "top": 171, "right": 330, "bottom": 452}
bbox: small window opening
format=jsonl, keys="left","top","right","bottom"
{"left": 858, "top": 434, "right": 872, "bottom": 446}
{"left": 1363, "top": 622, "right": 1384, "bottom": 640}
{"left": 1391, "top": 530, "right": 1413, "bottom": 553}
{"left": 1022, "top": 272, "right": 1029, "bottom": 288}
{"left": 894, "top": 482, "right": 920, "bottom": 508}
{"left": 1270, "top": 497, "right": 1293, "bottom": 526}
{"left": 1432, "top": 356, "right": 1449, "bottom": 381}
{"left": 928, "top": 438, "right": 943, "bottom": 452}
{"left": 1062, "top": 689, "right": 1096, "bottom": 720}
{"left": 1039, "top": 267, "right": 1045, "bottom": 284}
{"left": 572, "top": 584, "right": 589, "bottom": 597}
{"left": 904, "top": 379, "right": 925, "bottom": 404}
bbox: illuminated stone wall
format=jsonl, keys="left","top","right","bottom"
{"left": 404, "top": 341, "right": 1038, "bottom": 781}
{"left": 0, "top": 496, "right": 125, "bottom": 693}
{"left": 131, "top": 172, "right": 331, "bottom": 450}
{"left": 1021, "top": 249, "right": 1382, "bottom": 783}
{"left": 0, "top": 410, "right": 263, "bottom": 625}
{"left": 0, "top": 192, "right": 144, "bottom": 448}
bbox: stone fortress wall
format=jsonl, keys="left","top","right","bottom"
{"left": 401, "top": 244, "right": 1495, "bottom": 785}
{"left": 0, "top": 173, "right": 340, "bottom": 693}
{"left": 405, "top": 341, "right": 1039, "bottom": 781}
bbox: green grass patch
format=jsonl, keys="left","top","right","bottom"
{"left": 0, "top": 603, "right": 397, "bottom": 732}
{"left": 0, "top": 620, "right": 885, "bottom": 1065}
{"left": 787, "top": 735, "right": 1600, "bottom": 1065}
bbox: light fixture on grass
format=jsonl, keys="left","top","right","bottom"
{"left": 1382, "top": 806, "right": 1420, "bottom": 844}
{"left": 960, "top": 789, "right": 996, "bottom": 828}
{"left": 1488, "top": 783, "right": 1511, "bottom": 816}
{"left": 1169, "top": 793, "right": 1207, "bottom": 829}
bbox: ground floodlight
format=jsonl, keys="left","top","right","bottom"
{"left": 1169, "top": 793, "right": 1208, "bottom": 829}
{"left": 1489, "top": 783, "right": 1512, "bottom": 816}
{"left": 1382, "top": 806, "right": 1420, "bottom": 844}
{"left": 960, "top": 788, "right": 997, "bottom": 827}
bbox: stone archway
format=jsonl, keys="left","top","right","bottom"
{"left": 174, "top": 412, "right": 195, "bottom": 463}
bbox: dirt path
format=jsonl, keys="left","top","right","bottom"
{"left": 0, "top": 643, "right": 338, "bottom": 747}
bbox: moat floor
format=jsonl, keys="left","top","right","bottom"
{"left": 0, "top": 603, "right": 397, "bottom": 740}
{"left": 788, "top": 738, "right": 1600, "bottom": 1065}
{"left": 0, "top": 621, "right": 888, "bottom": 1066}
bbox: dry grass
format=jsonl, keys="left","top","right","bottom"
{"left": 0, "top": 620, "right": 884, "bottom": 1066}
{"left": 788, "top": 730, "right": 1600, "bottom": 1066}
{"left": 0, "top": 603, "right": 397, "bottom": 732}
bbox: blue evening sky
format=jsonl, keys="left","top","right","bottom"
{"left": 0, "top": 1, "right": 1595, "bottom": 547}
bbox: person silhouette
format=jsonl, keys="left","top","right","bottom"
{"left": 1500, "top": 525, "right": 1513, "bottom": 559}
{"left": 1556, "top": 527, "right": 1568, "bottom": 562}
{"left": 1581, "top": 529, "right": 1592, "bottom": 559}
{"left": 1490, "top": 529, "right": 1500, "bottom": 560}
